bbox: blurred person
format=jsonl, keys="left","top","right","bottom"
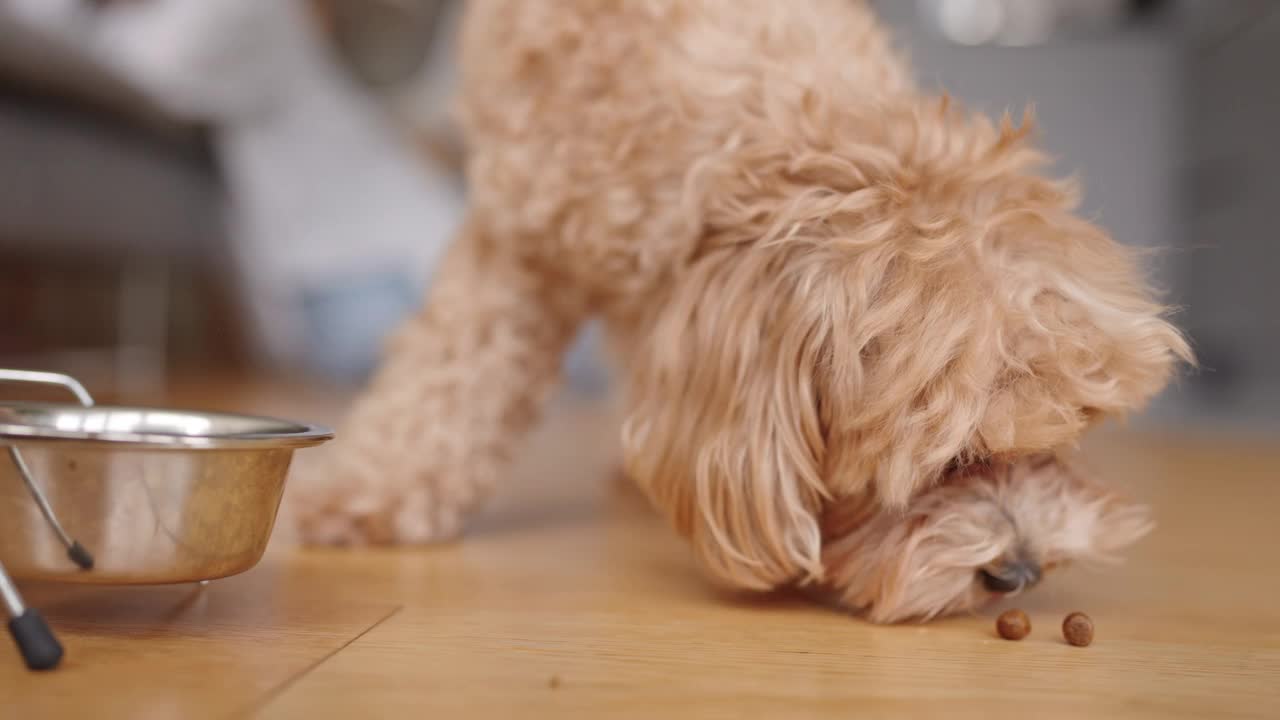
{"left": 3, "top": 0, "right": 463, "bottom": 381}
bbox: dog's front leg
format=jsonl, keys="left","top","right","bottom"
{"left": 298, "top": 219, "right": 587, "bottom": 545}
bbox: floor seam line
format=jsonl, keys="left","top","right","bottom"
{"left": 233, "top": 604, "right": 405, "bottom": 719}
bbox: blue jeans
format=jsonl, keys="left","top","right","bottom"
{"left": 301, "top": 271, "right": 421, "bottom": 383}
{"left": 301, "top": 272, "right": 611, "bottom": 394}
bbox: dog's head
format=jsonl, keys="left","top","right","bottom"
{"left": 821, "top": 455, "right": 1151, "bottom": 622}
{"left": 623, "top": 99, "right": 1188, "bottom": 605}
{"left": 803, "top": 101, "right": 1193, "bottom": 507}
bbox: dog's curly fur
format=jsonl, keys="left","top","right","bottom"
{"left": 298, "top": 0, "right": 1190, "bottom": 622}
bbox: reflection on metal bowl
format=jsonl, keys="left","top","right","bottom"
{"left": 0, "top": 372, "right": 332, "bottom": 585}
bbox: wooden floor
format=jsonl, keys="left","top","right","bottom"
{"left": 2, "top": 376, "right": 1278, "bottom": 719}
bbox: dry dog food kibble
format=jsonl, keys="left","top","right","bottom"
{"left": 1062, "top": 612, "right": 1093, "bottom": 646}
{"left": 996, "top": 609, "right": 1031, "bottom": 640}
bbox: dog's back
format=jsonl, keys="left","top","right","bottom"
{"left": 454, "top": 0, "right": 911, "bottom": 294}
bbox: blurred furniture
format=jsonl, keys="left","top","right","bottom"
{"left": 0, "top": 10, "right": 228, "bottom": 393}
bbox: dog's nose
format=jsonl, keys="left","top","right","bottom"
{"left": 979, "top": 560, "right": 1042, "bottom": 593}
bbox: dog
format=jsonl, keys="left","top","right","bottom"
{"left": 298, "top": 0, "right": 1190, "bottom": 623}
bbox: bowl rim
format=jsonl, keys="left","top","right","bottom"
{"left": 0, "top": 401, "right": 334, "bottom": 450}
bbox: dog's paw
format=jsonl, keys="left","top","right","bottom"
{"left": 292, "top": 465, "right": 464, "bottom": 547}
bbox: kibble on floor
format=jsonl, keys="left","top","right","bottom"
{"left": 996, "top": 609, "right": 1032, "bottom": 640}
{"left": 1062, "top": 612, "right": 1094, "bottom": 647}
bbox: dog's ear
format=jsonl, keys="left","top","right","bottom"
{"left": 622, "top": 236, "right": 1005, "bottom": 591}
{"left": 816, "top": 240, "right": 1002, "bottom": 508}
{"left": 622, "top": 244, "right": 833, "bottom": 590}
{"left": 972, "top": 211, "right": 1193, "bottom": 455}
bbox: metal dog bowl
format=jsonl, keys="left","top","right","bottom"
{"left": 0, "top": 368, "right": 333, "bottom": 669}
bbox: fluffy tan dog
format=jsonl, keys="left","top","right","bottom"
{"left": 299, "top": 0, "right": 1190, "bottom": 622}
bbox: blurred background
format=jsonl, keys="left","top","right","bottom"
{"left": 0, "top": 0, "right": 1275, "bottom": 437}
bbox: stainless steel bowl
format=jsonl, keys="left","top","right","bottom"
{"left": 0, "top": 370, "right": 332, "bottom": 584}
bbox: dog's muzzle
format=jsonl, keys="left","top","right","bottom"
{"left": 979, "top": 559, "right": 1043, "bottom": 593}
